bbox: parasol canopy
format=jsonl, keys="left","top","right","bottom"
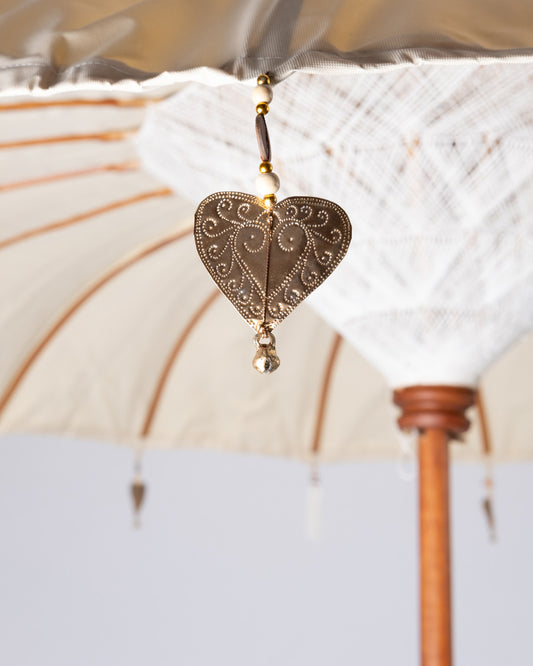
{"left": 1, "top": 0, "right": 533, "bottom": 93}
{"left": 3, "top": 5, "right": 533, "bottom": 665}
{"left": 0, "top": 94, "right": 531, "bottom": 463}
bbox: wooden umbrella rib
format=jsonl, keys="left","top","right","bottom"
{"left": 0, "top": 188, "right": 172, "bottom": 251}
{"left": 311, "top": 332, "right": 343, "bottom": 455}
{"left": 0, "top": 99, "right": 164, "bottom": 111}
{"left": 0, "top": 128, "right": 137, "bottom": 150}
{"left": 475, "top": 388, "right": 492, "bottom": 455}
{"left": 0, "top": 227, "right": 193, "bottom": 418}
{"left": 0, "top": 160, "right": 140, "bottom": 193}
{"left": 141, "top": 289, "right": 221, "bottom": 437}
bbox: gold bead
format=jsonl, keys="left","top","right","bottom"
{"left": 259, "top": 161, "right": 273, "bottom": 173}
{"left": 256, "top": 103, "right": 269, "bottom": 115}
{"left": 257, "top": 74, "right": 271, "bottom": 86}
{"left": 263, "top": 194, "right": 277, "bottom": 208}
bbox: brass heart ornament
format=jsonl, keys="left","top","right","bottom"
{"left": 194, "top": 192, "right": 352, "bottom": 370}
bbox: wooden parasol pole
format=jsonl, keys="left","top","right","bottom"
{"left": 393, "top": 386, "right": 475, "bottom": 666}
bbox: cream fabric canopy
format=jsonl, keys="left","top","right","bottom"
{"left": 0, "top": 97, "right": 532, "bottom": 462}
{"left": 1, "top": 0, "right": 533, "bottom": 94}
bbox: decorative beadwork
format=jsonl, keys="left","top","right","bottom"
{"left": 193, "top": 74, "right": 352, "bottom": 373}
{"left": 255, "top": 114, "right": 271, "bottom": 163}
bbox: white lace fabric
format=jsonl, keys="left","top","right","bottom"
{"left": 139, "top": 64, "right": 533, "bottom": 387}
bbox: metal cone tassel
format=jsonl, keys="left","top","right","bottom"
{"left": 131, "top": 479, "right": 146, "bottom": 529}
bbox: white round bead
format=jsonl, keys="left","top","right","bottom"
{"left": 255, "top": 172, "right": 280, "bottom": 197}
{"left": 252, "top": 84, "right": 273, "bottom": 105}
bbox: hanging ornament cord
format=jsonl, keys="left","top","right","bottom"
{"left": 194, "top": 74, "right": 351, "bottom": 373}
{"left": 252, "top": 74, "right": 280, "bottom": 373}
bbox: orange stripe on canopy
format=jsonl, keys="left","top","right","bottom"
{"left": 0, "top": 128, "right": 137, "bottom": 149}
{"left": 311, "top": 332, "right": 343, "bottom": 455}
{"left": 0, "top": 99, "right": 164, "bottom": 111}
{"left": 0, "top": 227, "right": 193, "bottom": 418}
{"left": 141, "top": 289, "right": 221, "bottom": 437}
{"left": 0, "top": 160, "right": 139, "bottom": 193}
{"left": 0, "top": 188, "right": 172, "bottom": 250}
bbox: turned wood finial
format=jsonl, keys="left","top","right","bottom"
{"left": 393, "top": 385, "right": 476, "bottom": 438}
{"left": 393, "top": 385, "right": 477, "bottom": 666}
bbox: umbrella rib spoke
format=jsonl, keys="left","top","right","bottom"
{"left": 140, "top": 289, "right": 221, "bottom": 438}
{"left": 0, "top": 188, "right": 172, "bottom": 250}
{"left": 311, "top": 332, "right": 343, "bottom": 456}
{"left": 0, "top": 99, "right": 164, "bottom": 111}
{"left": 0, "top": 128, "right": 138, "bottom": 150}
{"left": 0, "top": 160, "right": 140, "bottom": 193}
{"left": 0, "top": 228, "right": 193, "bottom": 419}
{"left": 475, "top": 388, "right": 492, "bottom": 456}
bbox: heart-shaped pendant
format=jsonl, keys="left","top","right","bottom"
{"left": 195, "top": 191, "right": 351, "bottom": 370}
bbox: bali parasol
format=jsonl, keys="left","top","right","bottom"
{"left": 2, "top": 3, "right": 533, "bottom": 666}
{"left": 1, "top": 94, "right": 531, "bottom": 465}
{"left": 139, "top": 65, "right": 533, "bottom": 664}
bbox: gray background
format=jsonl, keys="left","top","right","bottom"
{"left": 0, "top": 435, "right": 531, "bottom": 666}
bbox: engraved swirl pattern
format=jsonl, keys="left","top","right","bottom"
{"left": 195, "top": 192, "right": 351, "bottom": 330}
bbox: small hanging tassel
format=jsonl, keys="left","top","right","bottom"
{"left": 130, "top": 448, "right": 146, "bottom": 529}
{"left": 306, "top": 464, "right": 323, "bottom": 542}
{"left": 131, "top": 477, "right": 146, "bottom": 529}
{"left": 482, "top": 475, "right": 497, "bottom": 543}
{"left": 477, "top": 389, "right": 497, "bottom": 543}
{"left": 395, "top": 426, "right": 417, "bottom": 482}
